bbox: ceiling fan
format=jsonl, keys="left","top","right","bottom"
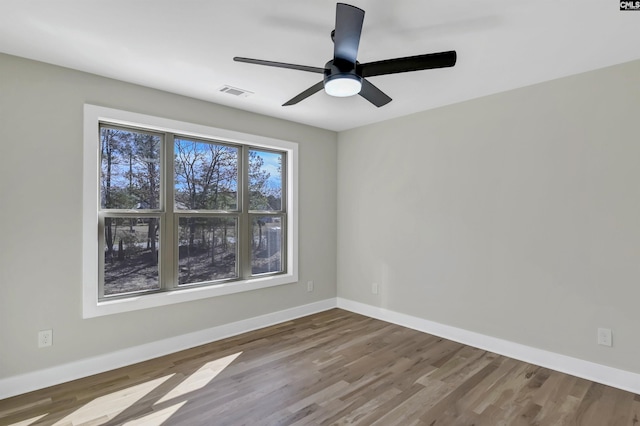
{"left": 234, "top": 3, "right": 457, "bottom": 107}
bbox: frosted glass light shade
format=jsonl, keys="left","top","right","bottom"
{"left": 324, "top": 76, "right": 362, "bottom": 97}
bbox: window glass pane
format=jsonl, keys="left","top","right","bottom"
{"left": 251, "top": 215, "right": 282, "bottom": 275}
{"left": 100, "top": 127, "right": 161, "bottom": 210}
{"left": 249, "top": 150, "right": 283, "bottom": 211}
{"left": 104, "top": 217, "right": 160, "bottom": 296}
{"left": 174, "top": 139, "right": 238, "bottom": 210}
{"left": 178, "top": 217, "right": 237, "bottom": 285}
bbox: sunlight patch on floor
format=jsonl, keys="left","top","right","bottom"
{"left": 8, "top": 413, "right": 48, "bottom": 426}
{"left": 6, "top": 352, "right": 243, "bottom": 426}
{"left": 123, "top": 401, "right": 187, "bottom": 425}
{"left": 51, "top": 374, "right": 174, "bottom": 426}
{"left": 155, "top": 352, "right": 242, "bottom": 405}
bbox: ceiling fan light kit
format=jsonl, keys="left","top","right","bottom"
{"left": 234, "top": 3, "right": 456, "bottom": 107}
{"left": 324, "top": 75, "right": 362, "bottom": 97}
{"left": 324, "top": 64, "right": 363, "bottom": 97}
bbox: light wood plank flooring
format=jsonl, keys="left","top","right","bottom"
{"left": 1, "top": 309, "right": 639, "bottom": 425}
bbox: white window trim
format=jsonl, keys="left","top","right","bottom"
{"left": 83, "top": 104, "right": 298, "bottom": 318}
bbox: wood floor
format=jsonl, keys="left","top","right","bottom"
{"left": 1, "top": 309, "right": 639, "bottom": 425}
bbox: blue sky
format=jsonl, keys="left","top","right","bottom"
{"left": 255, "top": 150, "right": 282, "bottom": 187}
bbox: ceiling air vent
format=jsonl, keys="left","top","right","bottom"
{"left": 218, "top": 85, "right": 253, "bottom": 98}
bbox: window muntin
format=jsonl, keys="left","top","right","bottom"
{"left": 97, "top": 124, "right": 287, "bottom": 300}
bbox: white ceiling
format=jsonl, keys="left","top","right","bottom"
{"left": 1, "top": 1, "right": 638, "bottom": 132}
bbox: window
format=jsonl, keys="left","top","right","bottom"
{"left": 83, "top": 105, "right": 298, "bottom": 317}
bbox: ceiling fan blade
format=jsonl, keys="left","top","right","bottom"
{"left": 359, "top": 79, "right": 392, "bottom": 107}
{"left": 359, "top": 51, "right": 457, "bottom": 77}
{"left": 333, "top": 3, "right": 365, "bottom": 64}
{"left": 234, "top": 57, "right": 324, "bottom": 74}
{"left": 283, "top": 81, "right": 325, "bottom": 106}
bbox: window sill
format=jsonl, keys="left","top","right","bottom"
{"left": 83, "top": 273, "right": 298, "bottom": 318}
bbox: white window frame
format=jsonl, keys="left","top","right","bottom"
{"left": 83, "top": 104, "right": 298, "bottom": 318}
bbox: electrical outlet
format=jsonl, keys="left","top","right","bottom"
{"left": 597, "top": 328, "right": 612, "bottom": 347}
{"left": 372, "top": 282, "right": 379, "bottom": 295}
{"left": 38, "top": 329, "right": 52, "bottom": 348}
{"left": 307, "top": 281, "right": 314, "bottom": 292}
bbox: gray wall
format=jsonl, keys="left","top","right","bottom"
{"left": 337, "top": 59, "right": 640, "bottom": 373}
{"left": 0, "top": 53, "right": 337, "bottom": 378}
{"left": 3, "top": 49, "right": 640, "bottom": 383}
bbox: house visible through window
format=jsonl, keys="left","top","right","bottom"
{"left": 98, "top": 123, "right": 288, "bottom": 300}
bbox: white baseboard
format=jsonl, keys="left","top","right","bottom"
{"left": 0, "top": 299, "right": 337, "bottom": 400}
{"left": 4, "top": 297, "right": 639, "bottom": 400}
{"left": 337, "top": 297, "right": 640, "bottom": 395}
